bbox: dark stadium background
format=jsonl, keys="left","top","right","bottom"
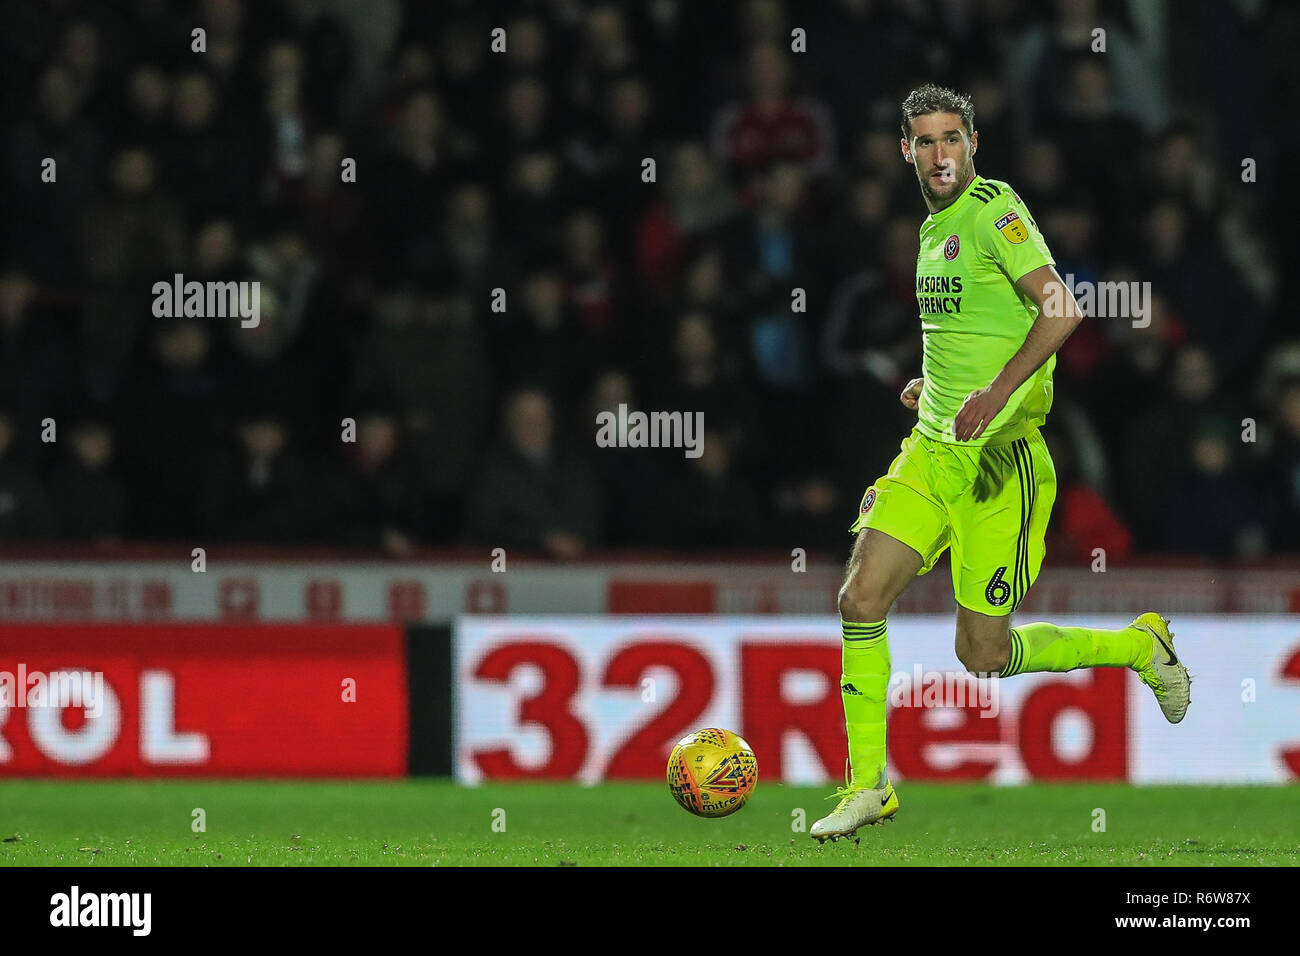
{"left": 1, "top": 0, "right": 1295, "bottom": 563}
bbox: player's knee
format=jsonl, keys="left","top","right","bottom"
{"left": 838, "top": 575, "right": 890, "bottom": 624}
{"left": 954, "top": 628, "right": 1010, "bottom": 675}
{"left": 956, "top": 647, "right": 1008, "bottom": 675}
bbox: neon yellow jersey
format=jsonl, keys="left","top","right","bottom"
{"left": 914, "top": 175, "right": 1056, "bottom": 446}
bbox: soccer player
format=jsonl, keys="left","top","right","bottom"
{"left": 810, "top": 84, "right": 1190, "bottom": 842}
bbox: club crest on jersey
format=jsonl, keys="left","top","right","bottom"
{"left": 943, "top": 234, "right": 960, "bottom": 260}
{"left": 860, "top": 488, "right": 877, "bottom": 514}
{"left": 995, "top": 210, "right": 1028, "bottom": 244}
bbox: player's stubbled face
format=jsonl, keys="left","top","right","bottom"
{"left": 906, "top": 112, "right": 975, "bottom": 203}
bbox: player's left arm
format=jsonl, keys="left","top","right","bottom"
{"left": 954, "top": 264, "right": 1083, "bottom": 440}
{"left": 954, "top": 188, "right": 1083, "bottom": 442}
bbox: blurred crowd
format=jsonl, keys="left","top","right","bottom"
{"left": 1, "top": 0, "right": 1296, "bottom": 560}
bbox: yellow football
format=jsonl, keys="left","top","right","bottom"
{"left": 666, "top": 728, "right": 758, "bottom": 818}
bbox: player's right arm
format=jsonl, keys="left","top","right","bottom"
{"left": 900, "top": 377, "right": 923, "bottom": 410}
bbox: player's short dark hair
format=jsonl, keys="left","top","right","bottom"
{"left": 900, "top": 83, "right": 975, "bottom": 139}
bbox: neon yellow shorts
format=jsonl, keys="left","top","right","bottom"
{"left": 850, "top": 426, "right": 1057, "bottom": 616}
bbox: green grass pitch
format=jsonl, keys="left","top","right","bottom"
{"left": 1, "top": 780, "right": 1296, "bottom": 866}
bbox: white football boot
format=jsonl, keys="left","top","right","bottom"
{"left": 810, "top": 764, "right": 899, "bottom": 843}
{"left": 1132, "top": 612, "right": 1191, "bottom": 723}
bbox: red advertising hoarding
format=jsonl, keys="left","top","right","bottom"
{"left": 0, "top": 625, "right": 408, "bottom": 777}
{"left": 455, "top": 616, "right": 1300, "bottom": 784}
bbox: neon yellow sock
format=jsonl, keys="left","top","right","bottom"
{"left": 841, "top": 620, "right": 890, "bottom": 788}
{"left": 1000, "top": 621, "right": 1151, "bottom": 677}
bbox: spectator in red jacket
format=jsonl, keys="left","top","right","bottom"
{"left": 709, "top": 43, "right": 835, "bottom": 179}
{"left": 1046, "top": 432, "right": 1133, "bottom": 564}
{"left": 636, "top": 142, "right": 735, "bottom": 293}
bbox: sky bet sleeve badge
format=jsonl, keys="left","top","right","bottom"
{"left": 995, "top": 210, "right": 1028, "bottom": 244}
